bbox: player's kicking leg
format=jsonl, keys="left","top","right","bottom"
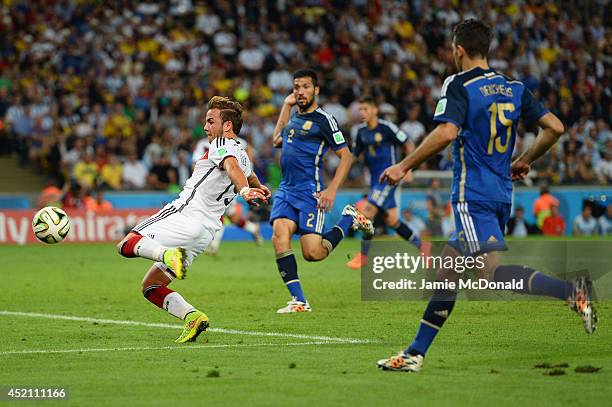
{"left": 346, "top": 202, "right": 379, "bottom": 269}
{"left": 347, "top": 190, "right": 426, "bottom": 270}
{"left": 117, "top": 211, "right": 213, "bottom": 342}
{"left": 494, "top": 265, "right": 597, "bottom": 333}
{"left": 568, "top": 276, "right": 598, "bottom": 334}
{"left": 378, "top": 268, "right": 598, "bottom": 372}
{"left": 377, "top": 353, "right": 424, "bottom": 372}
{"left": 299, "top": 204, "right": 373, "bottom": 264}
{"left": 118, "top": 234, "right": 209, "bottom": 342}
{"left": 117, "top": 231, "right": 188, "bottom": 279}
{"left": 271, "top": 193, "right": 372, "bottom": 313}
{"left": 275, "top": 204, "right": 372, "bottom": 313}
{"left": 140, "top": 265, "right": 209, "bottom": 343}
{"left": 378, "top": 201, "right": 598, "bottom": 372}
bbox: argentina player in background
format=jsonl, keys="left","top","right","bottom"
{"left": 377, "top": 19, "right": 597, "bottom": 372}
{"left": 346, "top": 96, "right": 430, "bottom": 270}
{"left": 271, "top": 70, "right": 373, "bottom": 313}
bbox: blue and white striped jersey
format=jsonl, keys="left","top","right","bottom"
{"left": 433, "top": 67, "right": 548, "bottom": 203}
{"left": 278, "top": 107, "right": 347, "bottom": 195}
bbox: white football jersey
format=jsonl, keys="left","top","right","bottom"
{"left": 192, "top": 137, "right": 248, "bottom": 164}
{"left": 172, "top": 136, "right": 252, "bottom": 230}
{"left": 191, "top": 138, "right": 210, "bottom": 163}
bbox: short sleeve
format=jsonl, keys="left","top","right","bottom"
{"left": 394, "top": 128, "right": 408, "bottom": 144}
{"left": 433, "top": 75, "right": 468, "bottom": 127}
{"left": 520, "top": 88, "right": 549, "bottom": 123}
{"left": 381, "top": 120, "right": 408, "bottom": 145}
{"left": 318, "top": 111, "right": 347, "bottom": 151}
{"left": 208, "top": 137, "right": 240, "bottom": 169}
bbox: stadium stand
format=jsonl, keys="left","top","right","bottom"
{"left": 0, "top": 0, "right": 609, "bottom": 195}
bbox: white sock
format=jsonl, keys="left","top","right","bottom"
{"left": 244, "top": 221, "right": 259, "bottom": 235}
{"left": 208, "top": 227, "right": 224, "bottom": 253}
{"left": 134, "top": 236, "right": 167, "bottom": 262}
{"left": 163, "top": 292, "right": 196, "bottom": 319}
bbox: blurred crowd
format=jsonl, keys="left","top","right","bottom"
{"left": 382, "top": 184, "right": 612, "bottom": 238}
{"left": 0, "top": 0, "right": 610, "bottom": 196}
{"left": 506, "top": 186, "right": 612, "bottom": 237}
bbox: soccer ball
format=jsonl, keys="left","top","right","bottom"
{"left": 32, "top": 206, "right": 71, "bottom": 244}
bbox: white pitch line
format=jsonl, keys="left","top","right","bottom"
{"left": 0, "top": 310, "right": 372, "bottom": 344}
{"left": 0, "top": 341, "right": 343, "bottom": 356}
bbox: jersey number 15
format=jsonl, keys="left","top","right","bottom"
{"left": 487, "top": 103, "right": 515, "bottom": 155}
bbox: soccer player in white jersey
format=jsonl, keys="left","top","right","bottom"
{"left": 117, "top": 96, "right": 270, "bottom": 343}
{"left": 192, "top": 137, "right": 264, "bottom": 254}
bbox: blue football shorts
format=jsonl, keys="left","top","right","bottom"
{"left": 448, "top": 200, "right": 511, "bottom": 255}
{"left": 270, "top": 188, "right": 326, "bottom": 236}
{"left": 367, "top": 182, "right": 398, "bottom": 211}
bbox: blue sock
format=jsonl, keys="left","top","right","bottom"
{"left": 360, "top": 235, "right": 372, "bottom": 256}
{"left": 406, "top": 289, "right": 456, "bottom": 356}
{"left": 322, "top": 215, "right": 353, "bottom": 253}
{"left": 493, "top": 265, "right": 572, "bottom": 300}
{"left": 276, "top": 251, "right": 305, "bottom": 302}
{"left": 394, "top": 221, "right": 421, "bottom": 249}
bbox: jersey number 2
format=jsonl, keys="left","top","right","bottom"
{"left": 487, "top": 103, "right": 515, "bottom": 155}
{"left": 306, "top": 213, "right": 315, "bottom": 228}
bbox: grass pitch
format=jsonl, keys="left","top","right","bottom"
{"left": 1, "top": 240, "right": 610, "bottom": 406}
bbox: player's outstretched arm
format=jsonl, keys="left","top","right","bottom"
{"left": 380, "top": 122, "right": 458, "bottom": 185}
{"left": 223, "top": 156, "right": 268, "bottom": 207}
{"left": 511, "top": 112, "right": 564, "bottom": 181}
{"left": 315, "top": 147, "right": 353, "bottom": 212}
{"left": 273, "top": 94, "right": 296, "bottom": 148}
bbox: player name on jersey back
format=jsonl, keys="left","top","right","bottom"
{"left": 434, "top": 67, "right": 548, "bottom": 203}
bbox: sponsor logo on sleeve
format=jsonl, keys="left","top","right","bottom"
{"left": 434, "top": 98, "right": 447, "bottom": 116}
{"left": 333, "top": 131, "right": 345, "bottom": 144}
